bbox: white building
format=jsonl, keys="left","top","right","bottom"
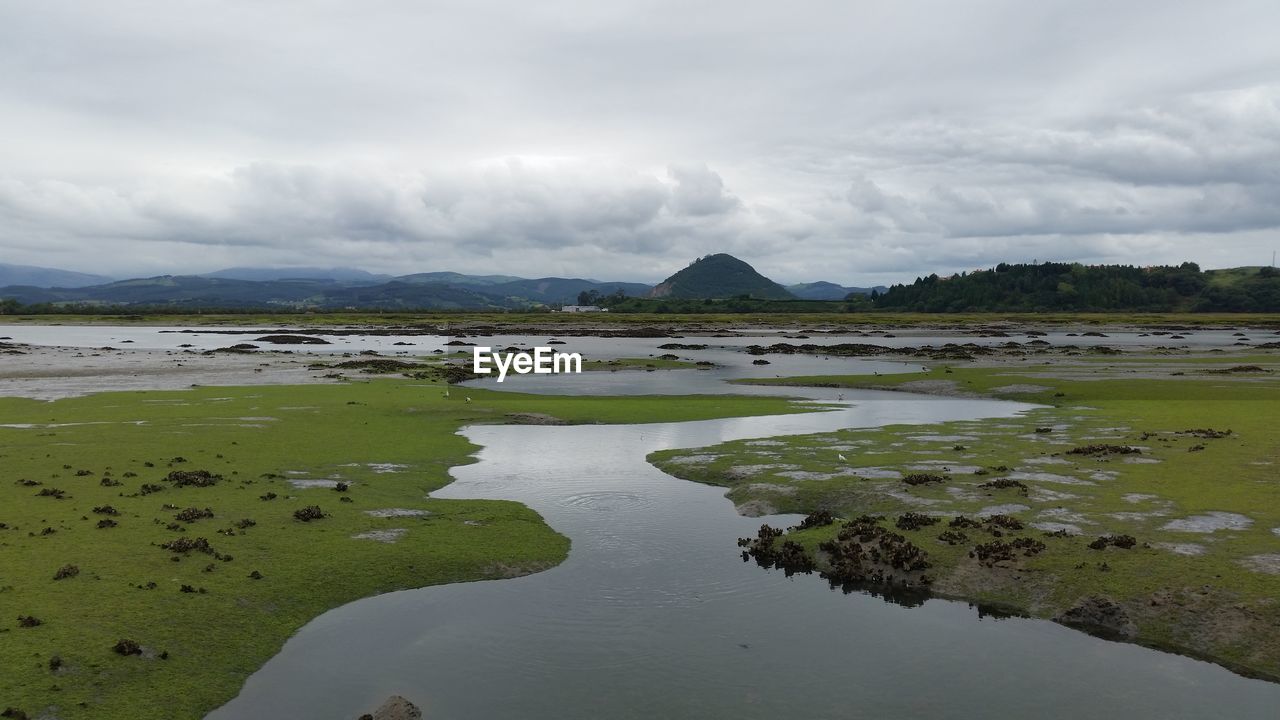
{"left": 558, "top": 305, "right": 608, "bottom": 313}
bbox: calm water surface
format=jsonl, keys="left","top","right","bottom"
{"left": 205, "top": 370, "right": 1280, "bottom": 719}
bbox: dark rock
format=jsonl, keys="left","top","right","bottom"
{"left": 902, "top": 473, "right": 947, "bottom": 486}
{"left": 895, "top": 513, "right": 940, "bottom": 531}
{"left": 165, "top": 469, "right": 221, "bottom": 487}
{"left": 1065, "top": 444, "right": 1141, "bottom": 456}
{"left": 293, "top": 505, "right": 327, "bottom": 522}
{"left": 1056, "top": 596, "right": 1137, "bottom": 639}
{"left": 367, "top": 695, "right": 422, "bottom": 720}
{"left": 255, "top": 334, "right": 331, "bottom": 345}
{"left": 113, "top": 639, "right": 143, "bottom": 656}
{"left": 174, "top": 507, "right": 214, "bottom": 522}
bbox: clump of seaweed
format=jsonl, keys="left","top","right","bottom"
{"left": 970, "top": 538, "right": 1046, "bottom": 567}
{"left": 978, "top": 478, "right": 1028, "bottom": 494}
{"left": 113, "top": 639, "right": 142, "bottom": 656}
{"left": 902, "top": 473, "right": 948, "bottom": 486}
{"left": 895, "top": 512, "right": 940, "bottom": 531}
{"left": 1066, "top": 444, "right": 1141, "bottom": 456}
{"left": 791, "top": 510, "right": 835, "bottom": 531}
{"left": 165, "top": 470, "right": 221, "bottom": 488}
{"left": 293, "top": 505, "right": 327, "bottom": 522}
{"left": 1088, "top": 534, "right": 1138, "bottom": 550}
{"left": 174, "top": 507, "right": 214, "bottom": 523}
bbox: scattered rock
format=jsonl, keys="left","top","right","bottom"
{"left": 1056, "top": 596, "right": 1137, "bottom": 638}
{"left": 1088, "top": 534, "right": 1138, "bottom": 550}
{"left": 1066, "top": 444, "right": 1141, "bottom": 456}
{"left": 166, "top": 469, "right": 222, "bottom": 488}
{"left": 364, "top": 695, "right": 422, "bottom": 720}
{"left": 113, "top": 639, "right": 143, "bottom": 656}
{"left": 895, "top": 512, "right": 940, "bottom": 531}
{"left": 255, "top": 334, "right": 330, "bottom": 345}
{"left": 175, "top": 507, "right": 214, "bottom": 522}
{"left": 293, "top": 505, "right": 327, "bottom": 522}
{"left": 978, "top": 478, "right": 1028, "bottom": 494}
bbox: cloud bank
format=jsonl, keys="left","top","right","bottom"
{"left": 1, "top": 1, "right": 1278, "bottom": 284}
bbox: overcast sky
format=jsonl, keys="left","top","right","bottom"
{"left": 2, "top": 1, "right": 1279, "bottom": 285}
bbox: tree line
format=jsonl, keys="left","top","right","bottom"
{"left": 868, "top": 262, "right": 1280, "bottom": 312}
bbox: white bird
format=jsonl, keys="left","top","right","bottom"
{"left": 465, "top": 397, "right": 472, "bottom": 403}
{"left": 443, "top": 389, "right": 450, "bottom": 398}
{"left": 838, "top": 453, "right": 848, "bottom": 462}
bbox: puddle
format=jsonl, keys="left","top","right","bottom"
{"left": 1123, "top": 494, "right": 1161, "bottom": 503}
{"left": 1028, "top": 488, "right": 1078, "bottom": 503}
{"left": 977, "top": 504, "right": 1031, "bottom": 516}
{"left": 353, "top": 529, "right": 407, "bottom": 544}
{"left": 1031, "top": 522, "right": 1082, "bottom": 535}
{"left": 364, "top": 508, "right": 431, "bottom": 518}
{"left": 905, "top": 434, "right": 978, "bottom": 442}
{"left": 1008, "top": 471, "right": 1094, "bottom": 486}
{"left": 848, "top": 467, "right": 903, "bottom": 479}
{"left": 905, "top": 463, "right": 983, "bottom": 474}
{"left": 1156, "top": 543, "right": 1208, "bottom": 556}
{"left": 289, "top": 479, "right": 349, "bottom": 489}
{"left": 1161, "top": 512, "right": 1253, "bottom": 533}
{"left": 1022, "top": 456, "right": 1072, "bottom": 466}
{"left": 1239, "top": 554, "right": 1280, "bottom": 574}
{"left": 1038, "top": 508, "right": 1093, "bottom": 524}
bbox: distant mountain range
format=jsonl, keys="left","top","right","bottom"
{"left": 201, "top": 267, "right": 393, "bottom": 283}
{"left": 0, "top": 263, "right": 115, "bottom": 289}
{"left": 0, "top": 256, "right": 879, "bottom": 310}
{"left": 787, "top": 280, "right": 887, "bottom": 300}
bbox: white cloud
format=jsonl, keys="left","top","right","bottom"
{"left": 1, "top": 1, "right": 1279, "bottom": 284}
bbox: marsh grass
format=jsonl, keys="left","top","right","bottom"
{"left": 0, "top": 380, "right": 809, "bottom": 719}
{"left": 653, "top": 353, "right": 1280, "bottom": 678}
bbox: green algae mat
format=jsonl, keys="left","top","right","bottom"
{"left": 0, "top": 380, "right": 809, "bottom": 719}
{"left": 652, "top": 356, "right": 1280, "bottom": 680}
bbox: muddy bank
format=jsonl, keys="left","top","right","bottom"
{"left": 0, "top": 343, "right": 342, "bottom": 400}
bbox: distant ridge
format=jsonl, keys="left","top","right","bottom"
{"left": 202, "top": 267, "right": 391, "bottom": 283}
{"left": 0, "top": 263, "right": 114, "bottom": 289}
{"left": 788, "top": 280, "right": 887, "bottom": 300}
{"left": 649, "top": 254, "right": 793, "bottom": 300}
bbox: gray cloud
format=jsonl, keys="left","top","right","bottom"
{"left": 2, "top": 1, "right": 1279, "bottom": 284}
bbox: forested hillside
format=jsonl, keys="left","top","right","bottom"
{"left": 871, "top": 263, "right": 1280, "bottom": 312}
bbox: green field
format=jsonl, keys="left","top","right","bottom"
{"left": 651, "top": 353, "right": 1280, "bottom": 679}
{"left": 0, "top": 379, "right": 810, "bottom": 719}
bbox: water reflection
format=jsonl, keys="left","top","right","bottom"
{"left": 209, "top": 389, "right": 1280, "bottom": 720}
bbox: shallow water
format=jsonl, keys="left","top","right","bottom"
{"left": 207, "top": 380, "right": 1280, "bottom": 719}
{"left": 5, "top": 324, "right": 1277, "bottom": 716}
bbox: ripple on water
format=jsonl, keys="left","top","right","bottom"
{"left": 559, "top": 491, "right": 657, "bottom": 512}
